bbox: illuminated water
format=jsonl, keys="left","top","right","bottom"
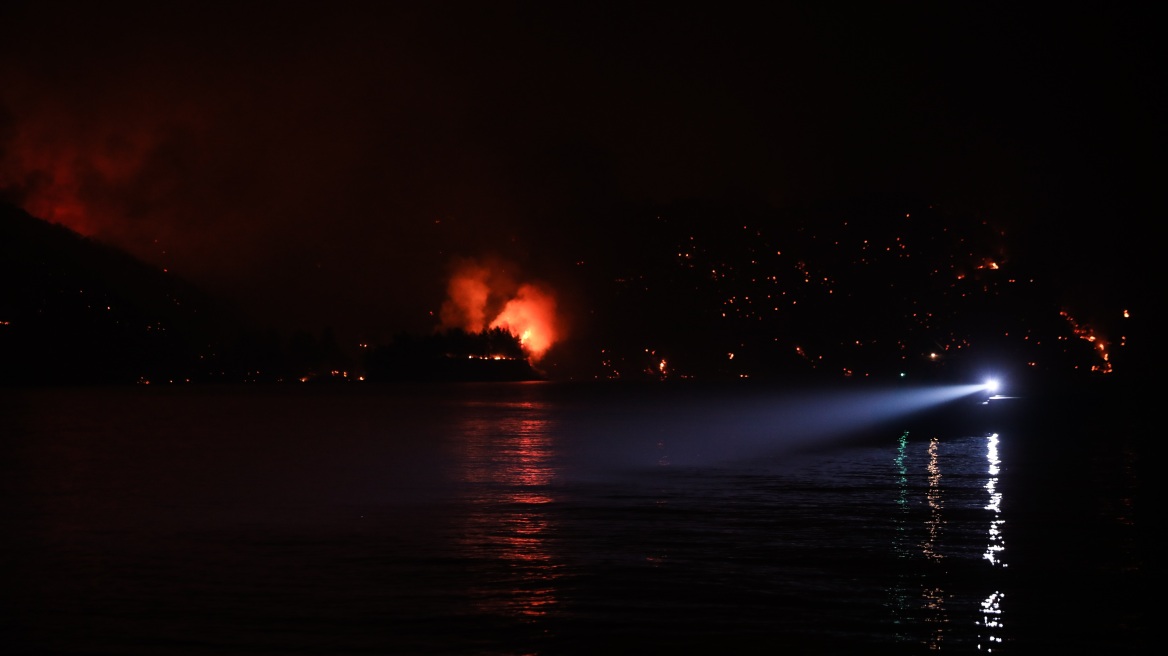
{"left": 1, "top": 380, "right": 1144, "bottom": 654}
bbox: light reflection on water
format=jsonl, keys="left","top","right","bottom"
{"left": 980, "top": 433, "right": 1007, "bottom": 651}
{"left": 888, "top": 428, "right": 1013, "bottom": 652}
{"left": 1, "top": 382, "right": 1145, "bottom": 654}
{"left": 453, "top": 398, "right": 561, "bottom": 618}
{"left": 440, "top": 386, "right": 1025, "bottom": 652}
{"left": 887, "top": 429, "right": 1018, "bottom": 648}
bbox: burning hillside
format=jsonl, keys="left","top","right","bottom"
{"left": 438, "top": 257, "right": 560, "bottom": 364}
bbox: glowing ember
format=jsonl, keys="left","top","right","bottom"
{"left": 1060, "top": 309, "right": 1112, "bottom": 374}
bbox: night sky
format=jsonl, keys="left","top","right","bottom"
{"left": 0, "top": 2, "right": 1158, "bottom": 352}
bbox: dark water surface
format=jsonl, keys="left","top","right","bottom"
{"left": 1, "top": 380, "right": 1145, "bottom": 654}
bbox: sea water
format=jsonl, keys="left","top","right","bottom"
{"left": 0, "top": 379, "right": 1144, "bottom": 654}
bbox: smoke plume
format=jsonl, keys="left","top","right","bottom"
{"left": 439, "top": 257, "right": 559, "bottom": 363}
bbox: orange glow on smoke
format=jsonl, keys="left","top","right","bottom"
{"left": 0, "top": 100, "right": 168, "bottom": 238}
{"left": 439, "top": 258, "right": 560, "bottom": 363}
{"left": 490, "top": 284, "right": 558, "bottom": 362}
{"left": 3, "top": 143, "right": 101, "bottom": 236}
{"left": 440, "top": 261, "right": 492, "bottom": 332}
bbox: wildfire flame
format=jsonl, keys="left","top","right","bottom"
{"left": 439, "top": 257, "right": 560, "bottom": 363}
{"left": 490, "top": 284, "right": 558, "bottom": 361}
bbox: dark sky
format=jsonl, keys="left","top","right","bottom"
{"left": 1, "top": 2, "right": 1158, "bottom": 343}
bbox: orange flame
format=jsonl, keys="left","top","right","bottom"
{"left": 439, "top": 257, "right": 560, "bottom": 363}
{"left": 490, "top": 283, "right": 558, "bottom": 362}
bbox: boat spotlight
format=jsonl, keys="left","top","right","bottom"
{"left": 983, "top": 378, "right": 1000, "bottom": 394}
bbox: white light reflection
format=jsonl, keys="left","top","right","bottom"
{"left": 979, "top": 432, "right": 1007, "bottom": 651}
{"left": 979, "top": 591, "right": 1006, "bottom": 649}
{"left": 982, "top": 433, "right": 1006, "bottom": 567}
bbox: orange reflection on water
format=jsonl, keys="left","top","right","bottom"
{"left": 922, "top": 585, "right": 948, "bottom": 650}
{"left": 921, "top": 437, "right": 944, "bottom": 561}
{"left": 455, "top": 397, "right": 561, "bottom": 618}
{"left": 919, "top": 436, "right": 949, "bottom": 649}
